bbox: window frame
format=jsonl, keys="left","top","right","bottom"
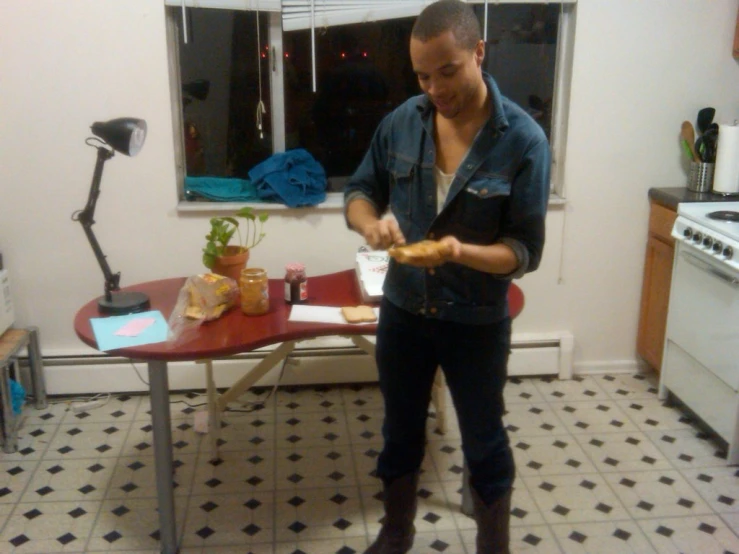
{"left": 168, "top": 2, "right": 576, "bottom": 212}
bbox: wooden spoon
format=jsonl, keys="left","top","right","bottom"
{"left": 681, "top": 121, "right": 701, "bottom": 162}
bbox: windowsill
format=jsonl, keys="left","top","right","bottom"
{"left": 176, "top": 191, "right": 567, "bottom": 214}
{"left": 177, "top": 192, "right": 345, "bottom": 213}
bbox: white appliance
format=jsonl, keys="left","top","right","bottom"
{"left": 659, "top": 201, "right": 739, "bottom": 463}
{"left": 0, "top": 269, "right": 14, "bottom": 336}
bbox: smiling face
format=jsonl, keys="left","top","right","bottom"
{"left": 410, "top": 30, "right": 486, "bottom": 121}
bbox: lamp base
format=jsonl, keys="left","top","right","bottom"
{"left": 98, "top": 291, "right": 151, "bottom": 315}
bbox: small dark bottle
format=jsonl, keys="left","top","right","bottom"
{"left": 284, "top": 263, "right": 308, "bottom": 303}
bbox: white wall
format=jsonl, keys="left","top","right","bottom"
{"left": 1, "top": 0, "right": 739, "bottom": 388}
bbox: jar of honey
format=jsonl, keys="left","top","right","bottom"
{"left": 240, "top": 268, "right": 269, "bottom": 315}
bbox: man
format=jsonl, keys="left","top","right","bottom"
{"left": 344, "top": 1, "right": 550, "bottom": 553}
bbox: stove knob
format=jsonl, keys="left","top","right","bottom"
{"left": 692, "top": 232, "right": 703, "bottom": 243}
{"left": 683, "top": 227, "right": 693, "bottom": 239}
{"left": 713, "top": 241, "right": 724, "bottom": 254}
{"left": 723, "top": 246, "right": 734, "bottom": 260}
{"left": 703, "top": 236, "right": 714, "bottom": 248}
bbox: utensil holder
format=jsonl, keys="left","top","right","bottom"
{"left": 687, "top": 161, "right": 715, "bottom": 193}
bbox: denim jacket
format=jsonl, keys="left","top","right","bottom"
{"left": 344, "top": 72, "right": 550, "bottom": 324}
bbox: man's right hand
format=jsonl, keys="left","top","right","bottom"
{"left": 346, "top": 198, "right": 406, "bottom": 250}
{"left": 361, "top": 219, "right": 406, "bottom": 251}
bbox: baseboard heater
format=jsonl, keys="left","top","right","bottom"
{"left": 32, "top": 332, "right": 574, "bottom": 395}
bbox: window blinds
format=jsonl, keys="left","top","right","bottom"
{"left": 164, "top": 0, "right": 281, "bottom": 11}
{"left": 282, "top": 0, "right": 575, "bottom": 32}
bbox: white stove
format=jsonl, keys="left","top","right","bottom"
{"left": 673, "top": 202, "right": 739, "bottom": 277}
{"left": 660, "top": 201, "right": 739, "bottom": 463}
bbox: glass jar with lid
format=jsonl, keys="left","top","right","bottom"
{"left": 240, "top": 268, "right": 269, "bottom": 315}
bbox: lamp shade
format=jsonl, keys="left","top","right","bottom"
{"left": 91, "top": 118, "right": 147, "bottom": 157}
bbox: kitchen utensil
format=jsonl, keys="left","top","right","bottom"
{"left": 703, "top": 125, "right": 719, "bottom": 163}
{"left": 695, "top": 135, "right": 706, "bottom": 162}
{"left": 681, "top": 139, "right": 695, "bottom": 162}
{"left": 697, "top": 107, "right": 716, "bottom": 134}
{"left": 681, "top": 121, "right": 701, "bottom": 162}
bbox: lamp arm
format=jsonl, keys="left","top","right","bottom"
{"left": 75, "top": 146, "right": 120, "bottom": 299}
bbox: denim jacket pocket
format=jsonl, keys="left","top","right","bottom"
{"left": 387, "top": 156, "right": 416, "bottom": 218}
{"left": 459, "top": 175, "right": 510, "bottom": 236}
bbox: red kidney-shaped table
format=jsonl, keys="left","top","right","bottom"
{"left": 74, "top": 270, "right": 523, "bottom": 553}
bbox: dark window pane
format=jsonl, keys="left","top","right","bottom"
{"left": 175, "top": 8, "right": 271, "bottom": 178}
{"left": 284, "top": 19, "right": 418, "bottom": 190}
{"left": 476, "top": 4, "right": 559, "bottom": 139}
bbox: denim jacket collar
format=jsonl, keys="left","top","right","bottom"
{"left": 414, "top": 72, "right": 510, "bottom": 134}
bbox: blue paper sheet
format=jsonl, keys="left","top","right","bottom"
{"left": 90, "top": 310, "right": 169, "bottom": 351}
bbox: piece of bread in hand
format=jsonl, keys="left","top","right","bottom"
{"left": 341, "top": 305, "right": 378, "bottom": 324}
{"left": 388, "top": 240, "right": 451, "bottom": 264}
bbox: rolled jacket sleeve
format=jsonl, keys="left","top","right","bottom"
{"left": 498, "top": 135, "right": 551, "bottom": 277}
{"left": 343, "top": 114, "right": 393, "bottom": 227}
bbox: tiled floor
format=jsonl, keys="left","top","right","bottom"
{"left": 2, "top": 372, "right": 739, "bottom": 553}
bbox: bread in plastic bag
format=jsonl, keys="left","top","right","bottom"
{"left": 167, "top": 273, "right": 238, "bottom": 344}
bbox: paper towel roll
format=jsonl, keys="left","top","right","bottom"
{"left": 713, "top": 123, "right": 739, "bottom": 195}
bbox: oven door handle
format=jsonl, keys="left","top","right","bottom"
{"left": 681, "top": 252, "right": 739, "bottom": 287}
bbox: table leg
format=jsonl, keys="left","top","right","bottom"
{"left": 215, "top": 341, "right": 297, "bottom": 410}
{"left": 27, "top": 326, "right": 47, "bottom": 409}
{"left": 147, "top": 360, "right": 178, "bottom": 554}
{"left": 204, "top": 360, "right": 221, "bottom": 461}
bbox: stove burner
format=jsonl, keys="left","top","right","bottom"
{"left": 707, "top": 210, "right": 739, "bottom": 222}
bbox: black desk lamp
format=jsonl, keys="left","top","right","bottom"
{"left": 72, "top": 117, "right": 150, "bottom": 315}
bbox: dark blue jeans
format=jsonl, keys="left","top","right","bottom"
{"left": 375, "top": 297, "right": 514, "bottom": 505}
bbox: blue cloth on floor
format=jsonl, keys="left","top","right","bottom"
{"left": 184, "top": 176, "right": 260, "bottom": 202}
{"left": 249, "top": 149, "right": 327, "bottom": 208}
{"left": 10, "top": 379, "right": 25, "bottom": 415}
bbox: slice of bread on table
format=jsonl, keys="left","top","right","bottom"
{"left": 341, "top": 305, "right": 377, "bottom": 324}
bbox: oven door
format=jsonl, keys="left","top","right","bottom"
{"left": 665, "top": 242, "right": 739, "bottom": 390}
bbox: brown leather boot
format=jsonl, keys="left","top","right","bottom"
{"left": 471, "top": 486, "right": 512, "bottom": 554}
{"left": 364, "top": 472, "right": 419, "bottom": 554}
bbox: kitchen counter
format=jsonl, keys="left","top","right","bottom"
{"left": 648, "top": 187, "right": 739, "bottom": 211}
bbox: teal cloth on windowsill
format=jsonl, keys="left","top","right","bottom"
{"left": 184, "top": 176, "right": 262, "bottom": 202}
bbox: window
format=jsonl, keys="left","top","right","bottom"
{"left": 167, "top": 2, "right": 575, "bottom": 205}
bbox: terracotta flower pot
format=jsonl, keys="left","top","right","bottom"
{"left": 211, "top": 246, "right": 250, "bottom": 282}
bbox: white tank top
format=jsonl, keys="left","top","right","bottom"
{"left": 434, "top": 166, "right": 455, "bottom": 214}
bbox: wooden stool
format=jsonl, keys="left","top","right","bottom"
{"left": 0, "top": 327, "right": 47, "bottom": 453}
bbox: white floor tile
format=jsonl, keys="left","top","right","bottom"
{"left": 2, "top": 500, "right": 100, "bottom": 553}
{"left": 503, "top": 402, "right": 569, "bottom": 437}
{"left": 604, "top": 470, "right": 713, "bottom": 520}
{"left": 533, "top": 376, "right": 610, "bottom": 402}
{"left": 617, "top": 397, "right": 700, "bottom": 432}
{"left": 681, "top": 466, "right": 739, "bottom": 514}
{"left": 549, "top": 520, "right": 657, "bottom": 553}
{"left": 8, "top": 376, "right": 739, "bottom": 554}
{"left": 551, "top": 400, "right": 638, "bottom": 435}
{"left": 512, "top": 434, "right": 598, "bottom": 477}
{"left": 646, "top": 428, "right": 728, "bottom": 469}
{"left": 573, "top": 431, "right": 673, "bottom": 473}
{"left": 88, "top": 497, "right": 187, "bottom": 552}
{"left": 461, "top": 524, "right": 564, "bottom": 553}
{"left": 637, "top": 514, "right": 739, "bottom": 554}
{"left": 593, "top": 373, "right": 659, "bottom": 401}
{"left": 180, "top": 492, "right": 274, "bottom": 548}
{"left": 521, "top": 473, "right": 630, "bottom": 524}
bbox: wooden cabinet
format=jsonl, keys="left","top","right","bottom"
{"left": 637, "top": 201, "right": 677, "bottom": 373}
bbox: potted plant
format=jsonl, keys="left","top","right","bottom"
{"left": 202, "top": 207, "right": 268, "bottom": 280}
